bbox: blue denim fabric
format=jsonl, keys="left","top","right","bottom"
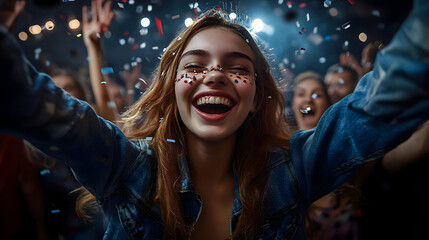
{"left": 1, "top": 0, "right": 429, "bottom": 238}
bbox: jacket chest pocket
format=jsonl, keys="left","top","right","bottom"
{"left": 258, "top": 208, "right": 302, "bottom": 240}
{"left": 117, "top": 200, "right": 163, "bottom": 240}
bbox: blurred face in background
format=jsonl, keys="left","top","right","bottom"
{"left": 107, "top": 84, "right": 125, "bottom": 113}
{"left": 292, "top": 78, "right": 330, "bottom": 130}
{"left": 52, "top": 75, "right": 84, "bottom": 100}
{"left": 324, "top": 71, "right": 356, "bottom": 104}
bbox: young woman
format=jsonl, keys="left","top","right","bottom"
{"left": 1, "top": 0, "right": 428, "bottom": 239}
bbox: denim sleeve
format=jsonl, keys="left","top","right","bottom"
{"left": 0, "top": 25, "right": 141, "bottom": 202}
{"left": 289, "top": 0, "right": 429, "bottom": 203}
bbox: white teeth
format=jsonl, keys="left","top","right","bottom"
{"left": 208, "top": 96, "right": 215, "bottom": 104}
{"left": 196, "top": 96, "right": 232, "bottom": 107}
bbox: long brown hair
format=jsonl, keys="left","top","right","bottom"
{"left": 77, "top": 9, "right": 291, "bottom": 239}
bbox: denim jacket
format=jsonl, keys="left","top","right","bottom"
{"left": 1, "top": 0, "right": 429, "bottom": 238}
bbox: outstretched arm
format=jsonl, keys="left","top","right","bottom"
{"left": 382, "top": 120, "right": 429, "bottom": 173}
{"left": 82, "top": 0, "right": 116, "bottom": 122}
{"left": 0, "top": 25, "right": 140, "bottom": 202}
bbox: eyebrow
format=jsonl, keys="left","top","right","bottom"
{"left": 180, "top": 49, "right": 254, "bottom": 64}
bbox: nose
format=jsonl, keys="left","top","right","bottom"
{"left": 304, "top": 93, "right": 314, "bottom": 103}
{"left": 202, "top": 68, "right": 227, "bottom": 87}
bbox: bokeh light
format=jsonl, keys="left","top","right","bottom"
{"left": 18, "top": 32, "right": 28, "bottom": 41}
{"left": 141, "top": 17, "right": 150, "bottom": 27}
{"left": 29, "top": 25, "right": 42, "bottom": 35}
{"left": 68, "top": 19, "right": 80, "bottom": 30}
{"left": 45, "top": 20, "right": 55, "bottom": 31}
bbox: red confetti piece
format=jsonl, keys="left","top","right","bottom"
{"left": 300, "top": 48, "right": 306, "bottom": 50}
{"left": 299, "top": 32, "right": 302, "bottom": 35}
{"left": 299, "top": 3, "right": 306, "bottom": 8}
{"left": 60, "top": 15, "right": 65, "bottom": 19}
{"left": 102, "top": 26, "right": 108, "bottom": 32}
{"left": 132, "top": 44, "right": 138, "bottom": 50}
{"left": 347, "top": 0, "right": 355, "bottom": 4}
{"left": 217, "top": 7, "right": 220, "bottom": 11}
{"left": 155, "top": 17, "right": 164, "bottom": 36}
{"left": 124, "top": 31, "right": 129, "bottom": 36}
{"left": 286, "top": 1, "right": 292, "bottom": 7}
{"left": 302, "top": 28, "right": 306, "bottom": 32}
{"left": 122, "top": 0, "right": 127, "bottom": 3}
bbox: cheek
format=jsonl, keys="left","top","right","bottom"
{"left": 292, "top": 96, "right": 301, "bottom": 110}
{"left": 228, "top": 74, "right": 256, "bottom": 100}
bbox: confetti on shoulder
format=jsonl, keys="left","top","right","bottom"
{"left": 166, "top": 139, "right": 176, "bottom": 143}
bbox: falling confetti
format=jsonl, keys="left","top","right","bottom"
{"left": 342, "top": 21, "right": 351, "bottom": 29}
{"left": 155, "top": 17, "right": 163, "bottom": 35}
{"left": 299, "top": 3, "right": 306, "bottom": 8}
{"left": 101, "top": 67, "right": 114, "bottom": 74}
{"left": 166, "top": 139, "right": 176, "bottom": 143}
{"left": 40, "top": 169, "right": 51, "bottom": 175}
{"left": 347, "top": 0, "right": 355, "bottom": 4}
{"left": 300, "top": 107, "right": 311, "bottom": 114}
{"left": 311, "top": 93, "right": 319, "bottom": 99}
{"left": 323, "top": 0, "right": 331, "bottom": 8}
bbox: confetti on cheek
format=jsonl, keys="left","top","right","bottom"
{"left": 155, "top": 17, "right": 164, "bottom": 35}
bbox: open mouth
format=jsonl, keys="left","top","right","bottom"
{"left": 193, "top": 96, "right": 234, "bottom": 114}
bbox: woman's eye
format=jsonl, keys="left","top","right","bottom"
{"left": 184, "top": 65, "right": 204, "bottom": 71}
{"left": 231, "top": 67, "right": 250, "bottom": 73}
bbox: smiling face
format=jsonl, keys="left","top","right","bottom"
{"left": 175, "top": 27, "right": 256, "bottom": 142}
{"left": 292, "top": 78, "right": 329, "bottom": 130}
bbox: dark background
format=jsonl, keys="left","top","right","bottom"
{"left": 11, "top": 0, "right": 412, "bottom": 84}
